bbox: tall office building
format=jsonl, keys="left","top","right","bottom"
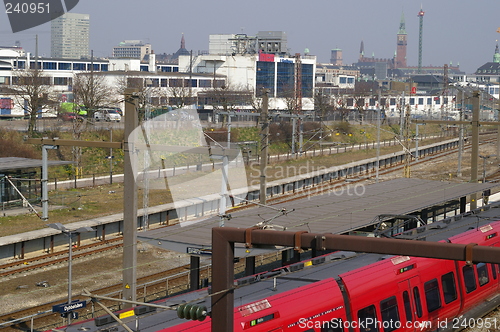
{"left": 51, "top": 13, "right": 90, "bottom": 59}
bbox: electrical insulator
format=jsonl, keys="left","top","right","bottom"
{"left": 176, "top": 303, "right": 208, "bottom": 321}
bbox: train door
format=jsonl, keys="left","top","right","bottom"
{"left": 490, "top": 240, "right": 500, "bottom": 293}
{"left": 397, "top": 276, "right": 423, "bottom": 332}
{"left": 493, "top": 263, "right": 500, "bottom": 292}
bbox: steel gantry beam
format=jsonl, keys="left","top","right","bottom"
{"left": 211, "top": 227, "right": 500, "bottom": 332}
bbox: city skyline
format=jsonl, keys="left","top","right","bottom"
{"left": 0, "top": 0, "right": 498, "bottom": 74}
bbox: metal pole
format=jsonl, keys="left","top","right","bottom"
{"left": 498, "top": 91, "right": 500, "bottom": 160}
{"left": 399, "top": 91, "right": 405, "bottom": 138}
{"left": 259, "top": 90, "right": 269, "bottom": 205}
{"left": 458, "top": 90, "right": 464, "bottom": 177}
{"left": 123, "top": 88, "right": 139, "bottom": 308}
{"left": 41, "top": 145, "right": 57, "bottom": 221}
{"left": 291, "top": 117, "right": 296, "bottom": 155}
{"left": 414, "top": 123, "right": 425, "bottom": 162}
{"left": 227, "top": 115, "right": 231, "bottom": 149}
{"left": 219, "top": 155, "right": 228, "bottom": 227}
{"left": 211, "top": 228, "right": 234, "bottom": 332}
{"left": 415, "top": 124, "right": 420, "bottom": 161}
{"left": 299, "top": 119, "right": 304, "bottom": 155}
{"left": 42, "top": 145, "right": 48, "bottom": 221}
{"left": 483, "top": 157, "right": 487, "bottom": 183}
{"left": 109, "top": 129, "right": 113, "bottom": 184}
{"left": 376, "top": 91, "right": 381, "bottom": 182}
{"left": 470, "top": 91, "right": 480, "bottom": 210}
{"left": 67, "top": 232, "right": 73, "bottom": 325}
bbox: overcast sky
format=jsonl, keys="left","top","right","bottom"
{"left": 1, "top": 0, "right": 499, "bottom": 74}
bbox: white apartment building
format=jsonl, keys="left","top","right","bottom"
{"left": 112, "top": 40, "right": 151, "bottom": 61}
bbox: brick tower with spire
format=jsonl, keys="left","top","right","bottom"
{"left": 396, "top": 11, "right": 407, "bottom": 68}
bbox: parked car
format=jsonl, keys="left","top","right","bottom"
{"left": 59, "top": 112, "right": 84, "bottom": 121}
{"left": 94, "top": 109, "right": 121, "bottom": 122}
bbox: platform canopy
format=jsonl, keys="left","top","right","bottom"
{"left": 0, "top": 157, "right": 72, "bottom": 172}
{"left": 138, "top": 178, "right": 497, "bottom": 257}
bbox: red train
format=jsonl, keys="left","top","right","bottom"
{"left": 160, "top": 221, "right": 500, "bottom": 332}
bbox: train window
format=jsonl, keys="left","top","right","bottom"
{"left": 403, "top": 291, "right": 413, "bottom": 322}
{"left": 321, "top": 319, "right": 344, "bottom": 332}
{"left": 462, "top": 265, "right": 477, "bottom": 293}
{"left": 357, "top": 305, "right": 379, "bottom": 332}
{"left": 441, "top": 272, "right": 457, "bottom": 304}
{"left": 491, "top": 264, "right": 497, "bottom": 280}
{"left": 477, "top": 263, "right": 489, "bottom": 286}
{"left": 412, "top": 287, "right": 423, "bottom": 318}
{"left": 424, "top": 279, "right": 441, "bottom": 312}
{"left": 380, "top": 296, "right": 399, "bottom": 332}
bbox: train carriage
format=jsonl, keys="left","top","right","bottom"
{"left": 55, "top": 220, "right": 500, "bottom": 332}
{"left": 161, "top": 222, "right": 500, "bottom": 332}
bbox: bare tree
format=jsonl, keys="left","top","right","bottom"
{"left": 249, "top": 89, "right": 263, "bottom": 112}
{"left": 72, "top": 72, "right": 115, "bottom": 119}
{"left": 115, "top": 74, "right": 160, "bottom": 122}
{"left": 314, "top": 90, "right": 334, "bottom": 121}
{"left": 353, "top": 94, "right": 366, "bottom": 123}
{"left": 167, "top": 78, "right": 193, "bottom": 108}
{"left": 12, "top": 68, "right": 54, "bottom": 134}
{"left": 199, "top": 82, "right": 253, "bottom": 126}
{"left": 332, "top": 96, "right": 350, "bottom": 122}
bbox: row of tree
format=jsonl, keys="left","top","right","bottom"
{"left": 11, "top": 66, "right": 399, "bottom": 135}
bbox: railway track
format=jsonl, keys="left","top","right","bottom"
{"left": 0, "top": 136, "right": 471, "bottom": 279}
{"left": 231, "top": 135, "right": 497, "bottom": 207}
{"left": 1, "top": 253, "right": 276, "bottom": 331}
{"left": 0, "top": 238, "right": 123, "bottom": 278}
{"left": 0, "top": 133, "right": 497, "bottom": 330}
{"left": 1, "top": 262, "right": 201, "bottom": 331}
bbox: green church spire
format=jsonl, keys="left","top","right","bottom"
{"left": 494, "top": 42, "right": 500, "bottom": 63}
{"left": 398, "top": 11, "right": 407, "bottom": 35}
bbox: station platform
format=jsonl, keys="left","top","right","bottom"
{"left": 137, "top": 178, "right": 497, "bottom": 257}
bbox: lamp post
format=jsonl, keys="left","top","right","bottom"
{"left": 415, "top": 123, "right": 426, "bottom": 161}
{"left": 108, "top": 128, "right": 113, "bottom": 184}
{"left": 47, "top": 223, "right": 94, "bottom": 325}
{"left": 479, "top": 154, "right": 495, "bottom": 183}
